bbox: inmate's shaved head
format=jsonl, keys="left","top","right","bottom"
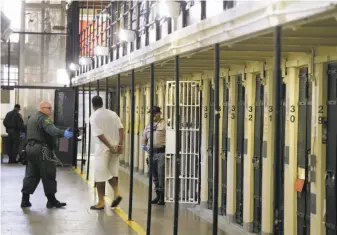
{"left": 39, "top": 101, "right": 53, "bottom": 117}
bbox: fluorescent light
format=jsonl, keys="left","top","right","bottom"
{"left": 57, "top": 69, "right": 70, "bottom": 85}
{"left": 119, "top": 29, "right": 136, "bottom": 42}
{"left": 69, "top": 63, "right": 79, "bottom": 71}
{"left": 94, "top": 46, "right": 109, "bottom": 56}
{"left": 158, "top": 1, "right": 181, "bottom": 18}
{"left": 79, "top": 57, "right": 93, "bottom": 65}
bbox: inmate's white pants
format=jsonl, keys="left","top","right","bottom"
{"left": 94, "top": 150, "right": 120, "bottom": 182}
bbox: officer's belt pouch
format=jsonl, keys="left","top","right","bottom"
{"left": 26, "top": 142, "right": 43, "bottom": 160}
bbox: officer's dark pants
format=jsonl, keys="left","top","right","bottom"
{"left": 150, "top": 152, "right": 165, "bottom": 193}
{"left": 21, "top": 143, "right": 57, "bottom": 196}
{"left": 7, "top": 129, "right": 20, "bottom": 163}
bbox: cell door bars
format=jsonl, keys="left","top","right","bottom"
{"left": 165, "top": 81, "right": 201, "bottom": 204}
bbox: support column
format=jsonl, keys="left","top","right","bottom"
{"left": 243, "top": 72, "right": 256, "bottom": 232}
{"left": 200, "top": 75, "right": 210, "bottom": 204}
{"left": 227, "top": 73, "right": 238, "bottom": 222}
{"left": 310, "top": 63, "right": 327, "bottom": 235}
{"left": 213, "top": 43, "right": 220, "bottom": 234}
{"left": 129, "top": 69, "right": 135, "bottom": 220}
{"left": 283, "top": 67, "right": 299, "bottom": 235}
{"left": 261, "top": 68, "right": 275, "bottom": 235}
{"left": 218, "top": 76, "right": 224, "bottom": 210}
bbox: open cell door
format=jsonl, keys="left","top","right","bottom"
{"left": 53, "top": 88, "right": 79, "bottom": 167}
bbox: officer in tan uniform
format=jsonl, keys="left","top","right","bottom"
{"left": 141, "top": 106, "right": 166, "bottom": 205}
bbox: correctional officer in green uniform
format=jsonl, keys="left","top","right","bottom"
{"left": 20, "top": 101, "right": 73, "bottom": 208}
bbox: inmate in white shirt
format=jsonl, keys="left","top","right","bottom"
{"left": 89, "top": 107, "right": 124, "bottom": 154}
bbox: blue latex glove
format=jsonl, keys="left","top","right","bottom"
{"left": 64, "top": 128, "right": 73, "bottom": 139}
{"left": 20, "top": 132, "right": 25, "bottom": 139}
{"left": 142, "top": 144, "right": 148, "bottom": 151}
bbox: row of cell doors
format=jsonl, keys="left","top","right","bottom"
{"left": 205, "top": 64, "right": 337, "bottom": 235}
{"left": 53, "top": 64, "right": 337, "bottom": 235}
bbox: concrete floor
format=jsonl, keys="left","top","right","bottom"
{"left": 1, "top": 158, "right": 238, "bottom": 235}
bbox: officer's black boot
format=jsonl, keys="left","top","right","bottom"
{"left": 20, "top": 193, "right": 32, "bottom": 208}
{"left": 46, "top": 194, "right": 67, "bottom": 209}
{"left": 151, "top": 191, "right": 160, "bottom": 204}
{"left": 157, "top": 191, "right": 165, "bottom": 206}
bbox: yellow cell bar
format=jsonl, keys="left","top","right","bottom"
{"left": 243, "top": 73, "right": 256, "bottom": 232}
{"left": 200, "top": 76, "right": 210, "bottom": 203}
{"left": 144, "top": 86, "right": 151, "bottom": 174}
{"left": 138, "top": 87, "right": 145, "bottom": 174}
{"left": 310, "top": 63, "right": 327, "bottom": 235}
{"left": 125, "top": 90, "right": 131, "bottom": 165}
{"left": 283, "top": 67, "right": 299, "bottom": 235}
{"left": 261, "top": 69, "right": 275, "bottom": 234}
{"left": 120, "top": 92, "right": 126, "bottom": 164}
{"left": 227, "top": 75, "right": 238, "bottom": 222}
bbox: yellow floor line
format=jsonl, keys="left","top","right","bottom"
{"left": 72, "top": 167, "right": 146, "bottom": 235}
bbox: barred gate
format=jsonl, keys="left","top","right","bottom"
{"left": 165, "top": 81, "right": 201, "bottom": 204}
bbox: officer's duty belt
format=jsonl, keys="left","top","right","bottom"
{"left": 28, "top": 140, "right": 48, "bottom": 147}
{"left": 153, "top": 146, "right": 165, "bottom": 153}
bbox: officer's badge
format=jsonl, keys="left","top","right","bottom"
{"left": 44, "top": 118, "right": 52, "bottom": 125}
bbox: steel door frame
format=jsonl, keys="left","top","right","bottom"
{"left": 53, "top": 88, "right": 78, "bottom": 166}
{"left": 253, "top": 74, "right": 264, "bottom": 233}
{"left": 221, "top": 78, "right": 229, "bottom": 215}
{"left": 326, "top": 63, "right": 337, "bottom": 235}
{"left": 208, "top": 81, "right": 215, "bottom": 209}
{"left": 236, "top": 74, "right": 245, "bottom": 225}
{"left": 165, "top": 80, "right": 201, "bottom": 204}
{"left": 297, "top": 67, "right": 311, "bottom": 235}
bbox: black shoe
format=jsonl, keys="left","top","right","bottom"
{"left": 157, "top": 200, "right": 165, "bottom": 205}
{"left": 151, "top": 191, "right": 159, "bottom": 204}
{"left": 90, "top": 204, "right": 104, "bottom": 210}
{"left": 157, "top": 191, "right": 165, "bottom": 206}
{"left": 46, "top": 200, "right": 67, "bottom": 208}
{"left": 110, "top": 196, "right": 122, "bottom": 207}
{"left": 20, "top": 200, "right": 32, "bottom": 208}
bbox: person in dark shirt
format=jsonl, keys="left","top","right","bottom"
{"left": 3, "top": 104, "right": 25, "bottom": 163}
{"left": 20, "top": 101, "right": 73, "bottom": 208}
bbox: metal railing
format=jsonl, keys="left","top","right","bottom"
{"left": 72, "top": 0, "right": 236, "bottom": 75}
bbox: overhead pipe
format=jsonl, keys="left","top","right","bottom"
{"left": 128, "top": 69, "right": 135, "bottom": 220}
{"left": 146, "top": 63, "right": 155, "bottom": 235}
{"left": 173, "top": 55, "right": 181, "bottom": 235}
{"left": 213, "top": 43, "right": 220, "bottom": 235}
